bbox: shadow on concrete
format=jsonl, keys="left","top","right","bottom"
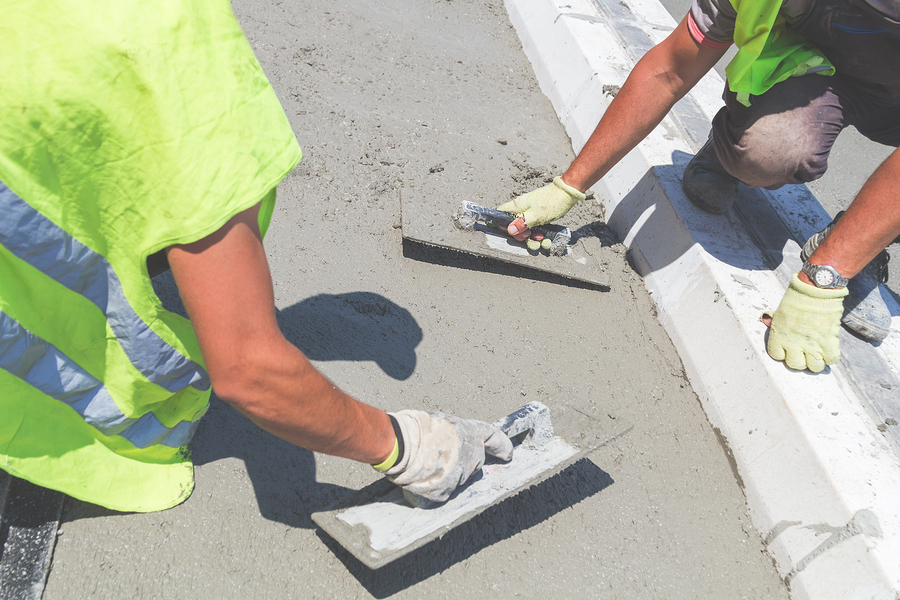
{"left": 58, "top": 398, "right": 347, "bottom": 529}
{"left": 190, "top": 397, "right": 348, "bottom": 528}
{"left": 605, "top": 153, "right": 899, "bottom": 319}
{"left": 0, "top": 473, "right": 64, "bottom": 599}
{"left": 605, "top": 154, "right": 797, "bottom": 277}
{"left": 570, "top": 219, "right": 621, "bottom": 247}
{"left": 58, "top": 497, "right": 120, "bottom": 523}
{"left": 277, "top": 292, "right": 422, "bottom": 381}
{"left": 318, "top": 458, "right": 614, "bottom": 598}
{"left": 402, "top": 239, "right": 610, "bottom": 292}
{"left": 153, "top": 272, "right": 424, "bottom": 381}
{"left": 880, "top": 284, "right": 900, "bottom": 318}
{"left": 150, "top": 271, "right": 187, "bottom": 317}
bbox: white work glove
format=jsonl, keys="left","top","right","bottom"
{"left": 382, "top": 410, "right": 513, "bottom": 502}
{"left": 497, "top": 176, "right": 585, "bottom": 228}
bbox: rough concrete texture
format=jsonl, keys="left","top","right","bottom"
{"left": 42, "top": 1, "right": 788, "bottom": 598}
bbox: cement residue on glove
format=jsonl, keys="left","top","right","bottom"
{"left": 384, "top": 410, "right": 514, "bottom": 503}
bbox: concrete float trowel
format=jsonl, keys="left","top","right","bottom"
{"left": 312, "top": 402, "right": 629, "bottom": 569}
{"left": 399, "top": 195, "right": 607, "bottom": 287}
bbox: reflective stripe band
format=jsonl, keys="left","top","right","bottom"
{"left": 0, "top": 182, "right": 209, "bottom": 393}
{"left": 0, "top": 310, "right": 201, "bottom": 448}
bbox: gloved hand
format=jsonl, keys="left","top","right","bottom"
{"left": 497, "top": 176, "right": 585, "bottom": 229}
{"left": 763, "top": 273, "right": 848, "bottom": 373}
{"left": 382, "top": 410, "right": 513, "bottom": 502}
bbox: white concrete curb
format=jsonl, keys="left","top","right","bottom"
{"left": 504, "top": 0, "right": 900, "bottom": 598}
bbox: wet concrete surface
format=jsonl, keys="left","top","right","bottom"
{"left": 40, "top": 0, "right": 789, "bottom": 598}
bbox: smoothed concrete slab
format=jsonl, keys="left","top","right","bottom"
{"left": 30, "top": 1, "right": 796, "bottom": 597}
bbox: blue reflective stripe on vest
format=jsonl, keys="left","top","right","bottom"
{"left": 0, "top": 182, "right": 209, "bottom": 393}
{"left": 0, "top": 311, "right": 201, "bottom": 448}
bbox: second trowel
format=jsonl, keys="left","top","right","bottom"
{"left": 400, "top": 194, "right": 608, "bottom": 287}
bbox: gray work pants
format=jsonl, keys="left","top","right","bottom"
{"left": 711, "top": 74, "right": 900, "bottom": 190}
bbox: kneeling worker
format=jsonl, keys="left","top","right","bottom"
{"left": 0, "top": 0, "right": 511, "bottom": 513}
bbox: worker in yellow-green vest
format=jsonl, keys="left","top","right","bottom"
{"left": 496, "top": 0, "right": 900, "bottom": 373}
{"left": 0, "top": 1, "right": 513, "bottom": 513}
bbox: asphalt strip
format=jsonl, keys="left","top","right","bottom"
{"left": 0, "top": 471, "right": 63, "bottom": 600}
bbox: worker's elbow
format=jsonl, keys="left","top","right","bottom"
{"left": 207, "top": 354, "right": 268, "bottom": 413}
{"left": 201, "top": 337, "right": 309, "bottom": 423}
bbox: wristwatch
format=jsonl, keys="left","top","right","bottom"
{"left": 801, "top": 261, "right": 849, "bottom": 289}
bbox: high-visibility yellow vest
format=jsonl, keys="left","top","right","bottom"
{"left": 0, "top": 0, "right": 301, "bottom": 512}
{"left": 726, "top": 0, "right": 835, "bottom": 106}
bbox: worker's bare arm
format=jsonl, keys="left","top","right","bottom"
{"left": 505, "top": 14, "right": 726, "bottom": 241}
{"left": 802, "top": 147, "right": 900, "bottom": 282}
{"left": 760, "top": 148, "right": 900, "bottom": 330}
{"left": 166, "top": 204, "right": 395, "bottom": 464}
{"left": 562, "top": 14, "right": 727, "bottom": 192}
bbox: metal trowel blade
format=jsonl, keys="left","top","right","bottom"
{"left": 311, "top": 402, "right": 625, "bottom": 569}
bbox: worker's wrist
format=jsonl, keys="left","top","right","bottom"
{"left": 372, "top": 414, "right": 405, "bottom": 472}
{"left": 797, "top": 270, "right": 815, "bottom": 287}
{"left": 789, "top": 272, "right": 848, "bottom": 300}
{"left": 558, "top": 173, "right": 588, "bottom": 196}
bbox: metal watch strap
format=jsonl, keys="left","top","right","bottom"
{"left": 801, "top": 261, "right": 849, "bottom": 289}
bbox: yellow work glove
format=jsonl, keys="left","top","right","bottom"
{"left": 497, "top": 176, "right": 585, "bottom": 228}
{"left": 763, "top": 273, "right": 848, "bottom": 373}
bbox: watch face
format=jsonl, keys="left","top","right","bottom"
{"left": 814, "top": 268, "right": 834, "bottom": 287}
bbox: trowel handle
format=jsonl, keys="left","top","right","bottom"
{"left": 492, "top": 401, "right": 553, "bottom": 447}
{"left": 460, "top": 201, "right": 568, "bottom": 238}
{"left": 458, "top": 201, "right": 571, "bottom": 255}
{"left": 460, "top": 201, "right": 516, "bottom": 229}
{"left": 402, "top": 402, "right": 555, "bottom": 509}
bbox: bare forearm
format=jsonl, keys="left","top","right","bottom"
{"left": 563, "top": 15, "right": 725, "bottom": 192}
{"left": 167, "top": 205, "right": 395, "bottom": 466}
{"left": 218, "top": 337, "right": 394, "bottom": 463}
{"left": 803, "top": 147, "right": 900, "bottom": 282}
{"left": 563, "top": 53, "right": 685, "bottom": 190}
